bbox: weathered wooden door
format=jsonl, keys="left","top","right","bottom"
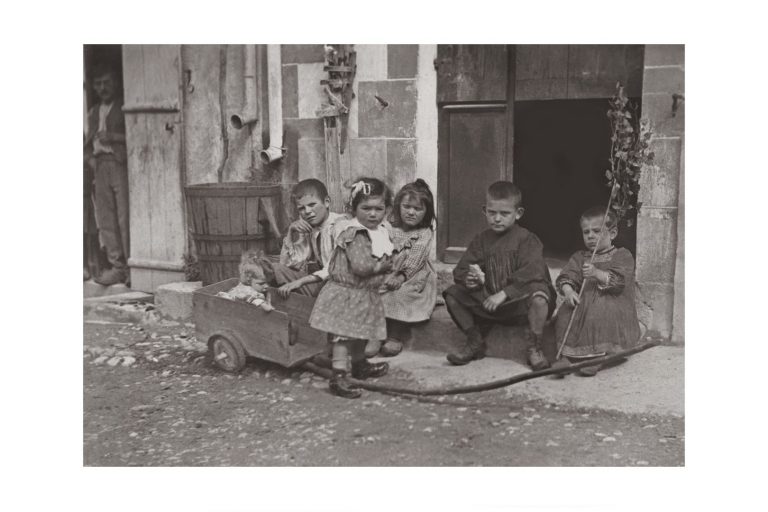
{"left": 436, "top": 45, "right": 513, "bottom": 262}
{"left": 122, "top": 45, "right": 187, "bottom": 292}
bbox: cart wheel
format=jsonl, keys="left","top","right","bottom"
{"left": 210, "top": 335, "right": 246, "bottom": 373}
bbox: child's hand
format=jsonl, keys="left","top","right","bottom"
{"left": 465, "top": 274, "right": 481, "bottom": 289}
{"left": 374, "top": 258, "right": 393, "bottom": 274}
{"left": 563, "top": 286, "right": 580, "bottom": 307}
{"left": 289, "top": 219, "right": 313, "bottom": 234}
{"left": 383, "top": 273, "right": 406, "bottom": 291}
{"left": 482, "top": 291, "right": 507, "bottom": 313}
{"left": 277, "top": 280, "right": 303, "bottom": 299}
{"left": 582, "top": 263, "right": 609, "bottom": 285}
{"left": 468, "top": 264, "right": 486, "bottom": 285}
{"left": 581, "top": 263, "right": 598, "bottom": 279}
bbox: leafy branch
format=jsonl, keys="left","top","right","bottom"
{"left": 605, "top": 82, "right": 656, "bottom": 226}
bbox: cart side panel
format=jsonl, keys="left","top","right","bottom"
{"left": 287, "top": 324, "right": 327, "bottom": 366}
{"left": 270, "top": 291, "right": 328, "bottom": 366}
{"left": 193, "top": 284, "right": 292, "bottom": 366}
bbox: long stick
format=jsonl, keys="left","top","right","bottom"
{"left": 555, "top": 182, "right": 619, "bottom": 361}
{"left": 302, "top": 340, "right": 659, "bottom": 397}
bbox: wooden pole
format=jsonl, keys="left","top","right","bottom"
{"left": 555, "top": 182, "right": 619, "bottom": 361}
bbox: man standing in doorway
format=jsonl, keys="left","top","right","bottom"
{"left": 84, "top": 66, "right": 129, "bottom": 286}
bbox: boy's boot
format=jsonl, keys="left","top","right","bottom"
{"left": 352, "top": 360, "right": 389, "bottom": 379}
{"left": 446, "top": 328, "right": 486, "bottom": 366}
{"left": 329, "top": 370, "right": 362, "bottom": 399}
{"left": 549, "top": 357, "right": 571, "bottom": 379}
{"left": 94, "top": 266, "right": 127, "bottom": 286}
{"left": 525, "top": 329, "right": 550, "bottom": 371}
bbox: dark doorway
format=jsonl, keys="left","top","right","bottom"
{"left": 513, "top": 98, "right": 637, "bottom": 258}
{"left": 83, "top": 45, "right": 123, "bottom": 109}
{"left": 83, "top": 45, "right": 124, "bottom": 281}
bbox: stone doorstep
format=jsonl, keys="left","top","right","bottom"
{"left": 383, "top": 346, "right": 684, "bottom": 417}
{"left": 410, "top": 306, "right": 559, "bottom": 367}
{"left": 154, "top": 281, "right": 203, "bottom": 321}
{"left": 84, "top": 280, "right": 133, "bottom": 299}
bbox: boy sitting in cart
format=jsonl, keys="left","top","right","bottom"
{"left": 260, "top": 179, "right": 347, "bottom": 298}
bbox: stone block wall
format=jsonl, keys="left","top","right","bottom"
{"left": 636, "top": 45, "right": 685, "bottom": 342}
{"left": 288, "top": 44, "right": 421, "bottom": 205}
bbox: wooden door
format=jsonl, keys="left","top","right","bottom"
{"left": 436, "top": 45, "right": 514, "bottom": 263}
{"left": 122, "top": 45, "right": 187, "bottom": 292}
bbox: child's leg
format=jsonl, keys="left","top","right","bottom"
{"left": 444, "top": 294, "right": 477, "bottom": 333}
{"left": 331, "top": 339, "right": 351, "bottom": 373}
{"left": 525, "top": 293, "right": 551, "bottom": 370}
{"left": 527, "top": 294, "right": 549, "bottom": 336}
{"left": 381, "top": 319, "right": 410, "bottom": 356}
{"left": 350, "top": 338, "right": 389, "bottom": 379}
{"left": 444, "top": 294, "right": 486, "bottom": 365}
{"left": 329, "top": 337, "right": 362, "bottom": 399}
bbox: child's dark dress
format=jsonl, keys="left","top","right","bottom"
{"left": 555, "top": 246, "right": 641, "bottom": 358}
{"left": 309, "top": 225, "right": 390, "bottom": 341}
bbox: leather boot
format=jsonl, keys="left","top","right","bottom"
{"left": 524, "top": 329, "right": 550, "bottom": 371}
{"left": 352, "top": 360, "right": 389, "bottom": 379}
{"left": 446, "top": 328, "right": 486, "bottom": 366}
{"left": 94, "top": 267, "right": 127, "bottom": 286}
{"left": 329, "top": 370, "right": 362, "bottom": 399}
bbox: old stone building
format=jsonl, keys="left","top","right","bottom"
{"left": 84, "top": 44, "right": 684, "bottom": 342}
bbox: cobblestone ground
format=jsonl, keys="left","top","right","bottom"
{"left": 83, "top": 321, "right": 684, "bottom": 466}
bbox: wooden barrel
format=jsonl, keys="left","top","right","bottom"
{"left": 185, "top": 183, "right": 283, "bottom": 285}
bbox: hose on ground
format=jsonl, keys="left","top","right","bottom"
{"left": 301, "top": 341, "right": 660, "bottom": 396}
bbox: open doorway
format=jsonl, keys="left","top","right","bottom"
{"left": 83, "top": 45, "right": 124, "bottom": 282}
{"left": 513, "top": 98, "right": 638, "bottom": 260}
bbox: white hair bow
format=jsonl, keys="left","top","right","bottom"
{"left": 349, "top": 180, "right": 372, "bottom": 201}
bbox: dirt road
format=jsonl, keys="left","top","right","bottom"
{"left": 83, "top": 321, "right": 684, "bottom": 466}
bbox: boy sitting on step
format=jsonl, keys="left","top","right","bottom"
{"left": 443, "top": 181, "right": 555, "bottom": 370}
{"left": 259, "top": 179, "right": 346, "bottom": 298}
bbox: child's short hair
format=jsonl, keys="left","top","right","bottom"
{"left": 347, "top": 177, "right": 393, "bottom": 212}
{"left": 238, "top": 249, "right": 274, "bottom": 285}
{"left": 487, "top": 181, "right": 523, "bottom": 207}
{"left": 391, "top": 179, "right": 436, "bottom": 230}
{"left": 292, "top": 179, "right": 329, "bottom": 201}
{"left": 580, "top": 206, "right": 619, "bottom": 230}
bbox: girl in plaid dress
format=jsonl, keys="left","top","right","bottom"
{"left": 309, "top": 178, "right": 394, "bottom": 399}
{"left": 377, "top": 179, "right": 437, "bottom": 357}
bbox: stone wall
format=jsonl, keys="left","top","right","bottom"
{"left": 289, "top": 44, "right": 421, "bottom": 204}
{"left": 636, "top": 45, "right": 685, "bottom": 342}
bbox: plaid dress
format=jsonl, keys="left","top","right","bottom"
{"left": 381, "top": 227, "right": 437, "bottom": 323}
{"left": 309, "top": 225, "right": 391, "bottom": 340}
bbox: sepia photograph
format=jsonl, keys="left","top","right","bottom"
{"left": 82, "top": 42, "right": 685, "bottom": 467}
{"left": 7, "top": 1, "right": 768, "bottom": 510}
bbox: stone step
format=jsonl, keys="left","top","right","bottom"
{"left": 84, "top": 279, "right": 133, "bottom": 299}
{"left": 408, "top": 305, "right": 559, "bottom": 367}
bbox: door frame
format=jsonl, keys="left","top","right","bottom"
{"left": 436, "top": 45, "right": 515, "bottom": 263}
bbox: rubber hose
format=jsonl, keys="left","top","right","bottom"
{"left": 301, "top": 341, "right": 660, "bottom": 396}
